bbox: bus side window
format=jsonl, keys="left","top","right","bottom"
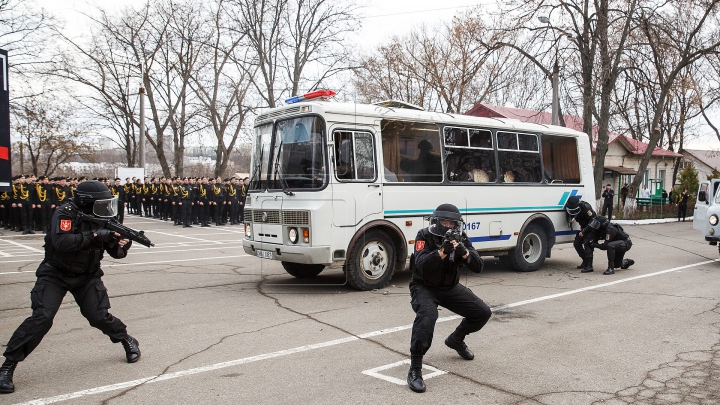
{"left": 381, "top": 120, "right": 442, "bottom": 182}
{"left": 445, "top": 127, "right": 496, "bottom": 183}
{"left": 497, "top": 132, "right": 542, "bottom": 183}
{"left": 541, "top": 135, "right": 580, "bottom": 183}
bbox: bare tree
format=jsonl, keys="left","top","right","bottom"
{"left": 190, "top": 0, "right": 255, "bottom": 177}
{"left": 0, "top": 0, "right": 54, "bottom": 83}
{"left": 12, "top": 94, "right": 94, "bottom": 176}
{"left": 354, "top": 9, "right": 517, "bottom": 113}
{"left": 621, "top": 0, "right": 720, "bottom": 214}
{"left": 233, "top": 0, "right": 359, "bottom": 108}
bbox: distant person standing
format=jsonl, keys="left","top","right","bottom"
{"left": 678, "top": 188, "right": 689, "bottom": 222}
{"left": 620, "top": 183, "right": 629, "bottom": 206}
{"left": 601, "top": 184, "right": 615, "bottom": 219}
{"left": 641, "top": 185, "right": 651, "bottom": 199}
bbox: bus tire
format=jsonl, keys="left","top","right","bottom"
{"left": 346, "top": 230, "right": 395, "bottom": 290}
{"left": 508, "top": 224, "right": 547, "bottom": 272}
{"left": 281, "top": 262, "right": 325, "bottom": 278}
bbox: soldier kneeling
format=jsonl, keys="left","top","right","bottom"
{"left": 589, "top": 216, "right": 635, "bottom": 275}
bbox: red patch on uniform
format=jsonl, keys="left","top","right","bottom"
{"left": 415, "top": 240, "right": 425, "bottom": 251}
{"left": 60, "top": 219, "right": 72, "bottom": 231}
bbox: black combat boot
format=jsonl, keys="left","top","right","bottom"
{"left": 121, "top": 335, "right": 141, "bottom": 363}
{"left": 620, "top": 259, "right": 634, "bottom": 269}
{"left": 0, "top": 360, "right": 17, "bottom": 394}
{"left": 407, "top": 354, "right": 425, "bottom": 393}
{"left": 603, "top": 266, "right": 615, "bottom": 275}
{"left": 581, "top": 258, "right": 594, "bottom": 273}
{"left": 445, "top": 331, "right": 474, "bottom": 360}
{"left": 576, "top": 258, "right": 587, "bottom": 269}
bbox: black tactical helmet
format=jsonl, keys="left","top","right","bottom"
{"left": 74, "top": 180, "right": 118, "bottom": 217}
{"left": 428, "top": 203, "right": 463, "bottom": 236}
{"left": 418, "top": 139, "right": 434, "bottom": 151}
{"left": 565, "top": 196, "right": 581, "bottom": 216}
{"left": 588, "top": 215, "right": 609, "bottom": 230}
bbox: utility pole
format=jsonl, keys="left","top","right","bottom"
{"left": 138, "top": 61, "right": 146, "bottom": 170}
{"left": 538, "top": 15, "right": 561, "bottom": 126}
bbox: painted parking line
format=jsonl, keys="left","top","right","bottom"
{"left": 14, "top": 258, "right": 720, "bottom": 405}
{"left": 1, "top": 239, "right": 43, "bottom": 253}
{"left": 362, "top": 359, "right": 446, "bottom": 385}
{"left": 146, "top": 230, "right": 225, "bottom": 244}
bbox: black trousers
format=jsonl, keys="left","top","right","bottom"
{"left": 409, "top": 281, "right": 492, "bottom": 355}
{"left": 38, "top": 202, "right": 52, "bottom": 232}
{"left": 573, "top": 232, "right": 594, "bottom": 261}
{"left": 606, "top": 239, "right": 632, "bottom": 268}
{"left": 601, "top": 202, "right": 613, "bottom": 218}
{"left": 678, "top": 204, "right": 687, "bottom": 221}
{"left": 198, "top": 202, "right": 210, "bottom": 224}
{"left": 19, "top": 201, "right": 33, "bottom": 231}
{"left": 3, "top": 270, "right": 128, "bottom": 363}
{"left": 181, "top": 200, "right": 193, "bottom": 225}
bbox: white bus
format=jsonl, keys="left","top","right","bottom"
{"left": 242, "top": 92, "right": 596, "bottom": 290}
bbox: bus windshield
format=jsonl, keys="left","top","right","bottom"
{"left": 265, "top": 116, "right": 327, "bottom": 191}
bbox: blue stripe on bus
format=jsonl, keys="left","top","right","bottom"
{"left": 385, "top": 206, "right": 564, "bottom": 215}
{"left": 555, "top": 230, "right": 578, "bottom": 236}
{"left": 469, "top": 235, "right": 512, "bottom": 243}
{"left": 558, "top": 191, "right": 570, "bottom": 206}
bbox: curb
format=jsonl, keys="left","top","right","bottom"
{"left": 613, "top": 216, "right": 693, "bottom": 226}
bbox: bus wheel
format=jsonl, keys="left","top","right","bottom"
{"left": 346, "top": 230, "right": 395, "bottom": 290}
{"left": 508, "top": 224, "right": 547, "bottom": 272}
{"left": 281, "top": 262, "right": 325, "bottom": 278}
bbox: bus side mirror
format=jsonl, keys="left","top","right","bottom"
{"left": 698, "top": 190, "right": 707, "bottom": 202}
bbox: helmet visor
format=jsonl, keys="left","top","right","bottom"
{"left": 93, "top": 196, "right": 119, "bottom": 218}
{"left": 428, "top": 216, "right": 463, "bottom": 236}
{"left": 565, "top": 206, "right": 581, "bottom": 216}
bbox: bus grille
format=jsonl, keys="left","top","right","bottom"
{"left": 247, "top": 209, "right": 308, "bottom": 225}
{"left": 282, "top": 211, "right": 309, "bottom": 225}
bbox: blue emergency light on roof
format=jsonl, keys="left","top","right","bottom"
{"left": 285, "top": 89, "right": 336, "bottom": 104}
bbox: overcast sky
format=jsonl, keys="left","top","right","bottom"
{"left": 34, "top": 0, "right": 720, "bottom": 150}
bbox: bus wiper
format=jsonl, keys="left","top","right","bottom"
{"left": 273, "top": 142, "right": 295, "bottom": 196}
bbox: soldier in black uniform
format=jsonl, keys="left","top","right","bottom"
{"left": 17, "top": 176, "right": 35, "bottom": 235}
{"left": 407, "top": 204, "right": 491, "bottom": 393}
{"left": 211, "top": 178, "right": 226, "bottom": 226}
{"left": 179, "top": 177, "right": 194, "bottom": 227}
{"left": 0, "top": 181, "right": 140, "bottom": 395}
{"left": 123, "top": 178, "right": 134, "bottom": 215}
{"left": 226, "top": 178, "right": 240, "bottom": 225}
{"left": 197, "top": 177, "right": 211, "bottom": 227}
{"left": 589, "top": 216, "right": 635, "bottom": 275}
{"left": 564, "top": 196, "right": 598, "bottom": 273}
{"left": 601, "top": 184, "right": 615, "bottom": 219}
{"left": 239, "top": 177, "right": 249, "bottom": 224}
{"left": 34, "top": 176, "right": 53, "bottom": 233}
{"left": 0, "top": 186, "right": 9, "bottom": 229}
{"left": 110, "top": 178, "right": 126, "bottom": 224}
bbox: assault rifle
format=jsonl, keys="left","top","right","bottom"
{"left": 76, "top": 211, "right": 155, "bottom": 247}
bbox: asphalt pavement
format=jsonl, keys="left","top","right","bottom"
{"left": 0, "top": 217, "right": 718, "bottom": 405}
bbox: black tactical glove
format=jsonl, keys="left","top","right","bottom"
{"left": 455, "top": 242, "right": 468, "bottom": 259}
{"left": 94, "top": 229, "right": 116, "bottom": 243}
{"left": 441, "top": 239, "right": 454, "bottom": 255}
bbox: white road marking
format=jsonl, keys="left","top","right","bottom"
{"left": 146, "top": 230, "right": 222, "bottom": 244}
{"left": 105, "top": 254, "right": 249, "bottom": 267}
{"left": 0, "top": 250, "right": 11, "bottom": 257}
{"left": 362, "top": 360, "right": 446, "bottom": 385}
{"left": 13, "top": 258, "right": 719, "bottom": 405}
{"left": 2, "top": 239, "right": 43, "bottom": 253}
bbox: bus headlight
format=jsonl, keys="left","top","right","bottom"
{"left": 245, "top": 223, "right": 252, "bottom": 238}
{"left": 710, "top": 215, "right": 719, "bottom": 226}
{"left": 289, "top": 228, "right": 299, "bottom": 244}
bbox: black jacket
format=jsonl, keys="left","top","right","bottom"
{"left": 566, "top": 201, "right": 597, "bottom": 233}
{"left": 40, "top": 201, "right": 131, "bottom": 275}
{"left": 412, "top": 228, "right": 483, "bottom": 288}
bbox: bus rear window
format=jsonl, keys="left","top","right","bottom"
{"left": 541, "top": 135, "right": 580, "bottom": 183}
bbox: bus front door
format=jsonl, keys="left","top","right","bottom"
{"left": 331, "top": 130, "right": 383, "bottom": 227}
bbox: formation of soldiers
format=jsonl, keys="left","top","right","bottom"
{"left": 110, "top": 176, "right": 249, "bottom": 228}
{"left": 0, "top": 175, "right": 249, "bottom": 232}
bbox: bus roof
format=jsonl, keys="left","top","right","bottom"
{"left": 255, "top": 101, "right": 588, "bottom": 138}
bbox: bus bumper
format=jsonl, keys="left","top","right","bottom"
{"left": 243, "top": 240, "right": 332, "bottom": 264}
{"left": 705, "top": 235, "right": 720, "bottom": 245}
